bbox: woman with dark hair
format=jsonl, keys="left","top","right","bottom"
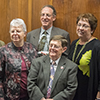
{"left": 68, "top": 13, "right": 100, "bottom": 100}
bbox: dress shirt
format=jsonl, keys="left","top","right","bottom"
{"left": 38, "top": 27, "right": 52, "bottom": 51}
{"left": 50, "top": 57, "right": 61, "bottom": 72}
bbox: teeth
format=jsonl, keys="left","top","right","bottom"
{"left": 79, "top": 31, "right": 83, "bottom": 34}
{"left": 13, "top": 35, "right": 18, "bottom": 38}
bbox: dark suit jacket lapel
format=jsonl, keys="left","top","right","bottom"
{"left": 51, "top": 56, "right": 66, "bottom": 93}
{"left": 32, "top": 28, "right": 41, "bottom": 48}
{"left": 42, "top": 55, "right": 51, "bottom": 88}
{"left": 50, "top": 27, "right": 58, "bottom": 39}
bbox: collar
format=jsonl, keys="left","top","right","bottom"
{"left": 11, "top": 41, "right": 25, "bottom": 51}
{"left": 50, "top": 57, "right": 61, "bottom": 65}
{"left": 41, "top": 26, "right": 53, "bottom": 35}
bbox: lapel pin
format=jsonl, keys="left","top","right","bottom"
{"left": 60, "top": 66, "right": 64, "bottom": 69}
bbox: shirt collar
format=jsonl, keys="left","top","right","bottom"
{"left": 50, "top": 57, "right": 61, "bottom": 65}
{"left": 41, "top": 26, "right": 53, "bottom": 35}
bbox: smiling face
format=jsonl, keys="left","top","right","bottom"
{"left": 76, "top": 19, "right": 93, "bottom": 41}
{"left": 49, "top": 40, "right": 67, "bottom": 61}
{"left": 10, "top": 25, "right": 26, "bottom": 47}
{"left": 40, "top": 7, "right": 56, "bottom": 30}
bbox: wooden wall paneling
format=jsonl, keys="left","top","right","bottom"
{"left": 0, "top": 0, "right": 9, "bottom": 44}
{"left": 53, "top": 0, "right": 100, "bottom": 42}
{"left": 4, "top": 0, "right": 28, "bottom": 43}
{"left": 0, "top": 0, "right": 100, "bottom": 44}
{"left": 18, "top": 0, "right": 28, "bottom": 40}
{"left": 52, "top": 0, "right": 78, "bottom": 42}
{"left": 32, "top": 0, "right": 50, "bottom": 30}
{"left": 53, "top": 0, "right": 66, "bottom": 29}
{"left": 28, "top": 0, "right": 32, "bottom": 32}
{"left": 6, "top": 0, "right": 19, "bottom": 43}
{"left": 87, "top": 0, "right": 100, "bottom": 39}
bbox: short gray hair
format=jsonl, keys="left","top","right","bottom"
{"left": 10, "top": 18, "right": 27, "bottom": 33}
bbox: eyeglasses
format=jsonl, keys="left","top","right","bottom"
{"left": 77, "top": 24, "right": 90, "bottom": 29}
{"left": 49, "top": 44, "right": 61, "bottom": 49}
{"left": 41, "top": 13, "right": 53, "bottom": 18}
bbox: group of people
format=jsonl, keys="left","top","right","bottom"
{"left": 0, "top": 4, "right": 100, "bottom": 100}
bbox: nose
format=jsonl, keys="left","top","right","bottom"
{"left": 43, "top": 15, "right": 47, "bottom": 19}
{"left": 13, "top": 30, "right": 17, "bottom": 34}
{"left": 79, "top": 25, "right": 84, "bottom": 30}
{"left": 51, "top": 45, "right": 55, "bottom": 49}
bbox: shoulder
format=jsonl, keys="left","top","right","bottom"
{"left": 52, "top": 26, "right": 69, "bottom": 34}
{"left": 61, "top": 55, "right": 77, "bottom": 68}
{"left": 27, "top": 28, "right": 40, "bottom": 35}
{"left": 92, "top": 39, "right": 100, "bottom": 51}
{"left": 93, "top": 39, "right": 100, "bottom": 47}
{"left": 71, "top": 39, "right": 79, "bottom": 44}
{"left": 24, "top": 42, "right": 37, "bottom": 49}
{"left": 32, "top": 55, "right": 49, "bottom": 66}
{"left": 0, "top": 40, "right": 5, "bottom": 47}
{"left": 70, "top": 39, "right": 79, "bottom": 48}
{"left": 34, "top": 55, "right": 48, "bottom": 61}
{"left": 0, "top": 42, "right": 11, "bottom": 53}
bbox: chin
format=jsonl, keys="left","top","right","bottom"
{"left": 43, "top": 25, "right": 48, "bottom": 28}
{"left": 50, "top": 52, "right": 54, "bottom": 55}
{"left": 50, "top": 55, "right": 56, "bottom": 58}
{"left": 13, "top": 40, "right": 19, "bottom": 42}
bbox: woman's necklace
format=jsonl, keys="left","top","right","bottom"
{"left": 72, "top": 39, "right": 90, "bottom": 63}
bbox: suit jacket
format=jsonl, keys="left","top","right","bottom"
{"left": 26, "top": 26, "right": 70, "bottom": 56}
{"left": 27, "top": 55, "right": 78, "bottom": 100}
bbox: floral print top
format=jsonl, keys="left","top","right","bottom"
{"left": 0, "top": 42, "right": 37, "bottom": 100}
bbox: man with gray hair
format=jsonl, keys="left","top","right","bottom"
{"left": 27, "top": 5, "right": 70, "bottom": 57}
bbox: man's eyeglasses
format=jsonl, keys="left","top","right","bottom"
{"left": 41, "top": 13, "right": 53, "bottom": 18}
{"left": 49, "top": 44, "right": 61, "bottom": 49}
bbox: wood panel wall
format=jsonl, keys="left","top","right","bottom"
{"left": 0, "top": 0, "right": 100, "bottom": 44}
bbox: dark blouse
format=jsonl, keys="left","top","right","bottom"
{"left": 68, "top": 38, "right": 100, "bottom": 100}
{"left": 0, "top": 42, "right": 37, "bottom": 100}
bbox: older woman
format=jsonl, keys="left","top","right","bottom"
{"left": 0, "top": 18, "right": 37, "bottom": 100}
{"left": 68, "top": 13, "right": 100, "bottom": 100}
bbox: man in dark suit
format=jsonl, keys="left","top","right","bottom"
{"left": 26, "top": 5, "right": 70, "bottom": 56}
{"left": 27, "top": 35, "right": 78, "bottom": 100}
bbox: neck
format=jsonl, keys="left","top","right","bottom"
{"left": 50, "top": 56, "right": 58, "bottom": 61}
{"left": 79, "top": 36, "right": 93, "bottom": 45}
{"left": 42, "top": 25, "right": 52, "bottom": 30}
{"left": 13, "top": 41, "right": 24, "bottom": 47}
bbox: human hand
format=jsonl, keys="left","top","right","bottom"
{"left": 0, "top": 97, "right": 4, "bottom": 100}
{"left": 38, "top": 51, "right": 49, "bottom": 56}
{"left": 96, "top": 91, "right": 100, "bottom": 98}
{"left": 41, "top": 97, "right": 46, "bottom": 100}
{"left": 41, "top": 52, "right": 48, "bottom": 55}
{"left": 96, "top": 91, "right": 100, "bottom": 100}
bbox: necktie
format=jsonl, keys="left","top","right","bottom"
{"left": 46, "top": 61, "right": 56, "bottom": 98}
{"left": 38, "top": 31, "right": 47, "bottom": 51}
